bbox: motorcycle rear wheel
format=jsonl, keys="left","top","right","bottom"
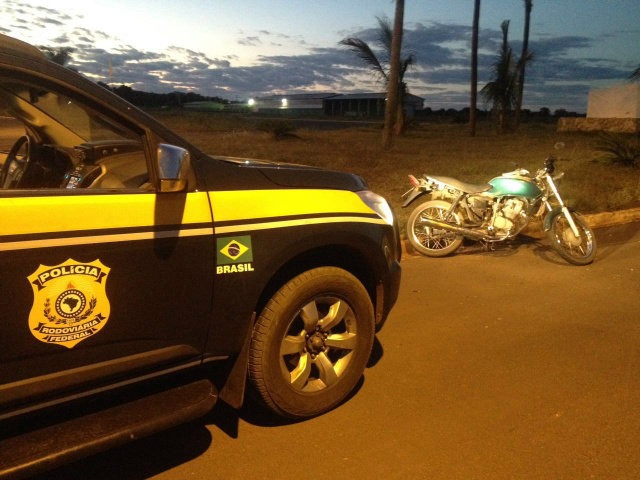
{"left": 407, "top": 200, "right": 463, "bottom": 257}
{"left": 545, "top": 211, "right": 596, "bottom": 265}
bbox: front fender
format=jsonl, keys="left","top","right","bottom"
{"left": 402, "top": 189, "right": 430, "bottom": 208}
{"left": 543, "top": 206, "right": 576, "bottom": 231}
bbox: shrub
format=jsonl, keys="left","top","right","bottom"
{"left": 256, "top": 119, "right": 298, "bottom": 139}
{"left": 593, "top": 132, "right": 640, "bottom": 167}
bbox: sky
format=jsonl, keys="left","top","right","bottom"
{"left": 1, "top": 0, "right": 639, "bottom": 112}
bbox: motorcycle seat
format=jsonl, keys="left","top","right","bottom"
{"left": 427, "top": 175, "right": 492, "bottom": 194}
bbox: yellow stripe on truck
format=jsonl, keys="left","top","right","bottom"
{"left": 209, "top": 189, "right": 376, "bottom": 222}
{"left": 215, "top": 216, "right": 387, "bottom": 234}
{"left": 0, "top": 228, "right": 213, "bottom": 252}
{"left": 0, "top": 192, "right": 212, "bottom": 236}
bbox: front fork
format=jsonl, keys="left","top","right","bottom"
{"left": 544, "top": 174, "right": 581, "bottom": 237}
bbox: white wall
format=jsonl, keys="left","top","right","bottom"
{"left": 587, "top": 83, "right": 640, "bottom": 118}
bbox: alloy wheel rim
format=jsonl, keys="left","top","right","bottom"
{"left": 279, "top": 296, "right": 357, "bottom": 392}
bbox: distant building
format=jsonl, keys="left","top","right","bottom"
{"left": 249, "top": 92, "right": 425, "bottom": 117}
{"left": 323, "top": 93, "right": 424, "bottom": 117}
{"left": 250, "top": 93, "right": 338, "bottom": 115}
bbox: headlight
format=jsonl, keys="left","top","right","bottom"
{"left": 356, "top": 190, "right": 394, "bottom": 226}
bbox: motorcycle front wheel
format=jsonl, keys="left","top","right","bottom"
{"left": 407, "top": 200, "right": 463, "bottom": 257}
{"left": 545, "top": 210, "right": 597, "bottom": 265}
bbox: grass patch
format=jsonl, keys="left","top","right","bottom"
{"left": 256, "top": 119, "right": 298, "bottom": 139}
{"left": 150, "top": 110, "right": 640, "bottom": 228}
{"left": 593, "top": 132, "right": 640, "bottom": 167}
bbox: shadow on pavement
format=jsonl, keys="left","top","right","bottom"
{"left": 209, "top": 334, "right": 382, "bottom": 437}
{"left": 593, "top": 222, "right": 640, "bottom": 262}
{"left": 456, "top": 235, "right": 540, "bottom": 260}
{"left": 367, "top": 336, "right": 384, "bottom": 368}
{"left": 418, "top": 221, "right": 640, "bottom": 266}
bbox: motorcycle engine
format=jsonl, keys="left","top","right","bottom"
{"left": 493, "top": 198, "right": 527, "bottom": 233}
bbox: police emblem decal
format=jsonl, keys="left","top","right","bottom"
{"left": 216, "top": 235, "right": 254, "bottom": 274}
{"left": 27, "top": 259, "right": 111, "bottom": 349}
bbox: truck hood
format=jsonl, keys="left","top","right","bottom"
{"left": 210, "top": 155, "right": 368, "bottom": 191}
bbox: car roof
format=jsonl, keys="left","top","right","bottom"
{"left": 0, "top": 34, "right": 46, "bottom": 60}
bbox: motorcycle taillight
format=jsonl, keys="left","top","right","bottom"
{"left": 408, "top": 174, "right": 420, "bottom": 188}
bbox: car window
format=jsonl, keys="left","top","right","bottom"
{"left": 0, "top": 77, "right": 150, "bottom": 191}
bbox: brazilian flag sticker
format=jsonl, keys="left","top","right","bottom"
{"left": 217, "top": 236, "right": 253, "bottom": 265}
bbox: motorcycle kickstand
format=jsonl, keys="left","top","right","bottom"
{"left": 479, "top": 240, "right": 495, "bottom": 252}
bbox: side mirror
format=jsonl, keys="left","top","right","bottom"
{"left": 156, "top": 143, "right": 190, "bottom": 192}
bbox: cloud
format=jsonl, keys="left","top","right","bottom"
{"left": 237, "top": 36, "right": 261, "bottom": 46}
{"left": 1, "top": 5, "right": 635, "bottom": 111}
{"left": 51, "top": 34, "right": 71, "bottom": 44}
{"left": 35, "top": 5, "right": 61, "bottom": 15}
{"left": 37, "top": 17, "right": 63, "bottom": 25}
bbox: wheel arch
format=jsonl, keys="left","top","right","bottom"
{"left": 216, "top": 242, "right": 384, "bottom": 410}
{"left": 253, "top": 243, "right": 380, "bottom": 322}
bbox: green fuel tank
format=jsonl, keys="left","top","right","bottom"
{"left": 488, "top": 176, "right": 542, "bottom": 199}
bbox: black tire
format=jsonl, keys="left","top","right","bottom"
{"left": 545, "top": 210, "right": 597, "bottom": 265}
{"left": 248, "top": 267, "right": 375, "bottom": 419}
{"left": 407, "top": 200, "right": 463, "bottom": 257}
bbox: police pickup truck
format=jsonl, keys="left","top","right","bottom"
{"left": 0, "top": 35, "right": 401, "bottom": 477}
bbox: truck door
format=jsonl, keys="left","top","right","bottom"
{"left": 0, "top": 70, "right": 214, "bottom": 412}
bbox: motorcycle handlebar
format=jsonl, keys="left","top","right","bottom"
{"left": 543, "top": 156, "right": 557, "bottom": 174}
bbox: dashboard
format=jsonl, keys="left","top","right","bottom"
{"left": 62, "top": 140, "right": 149, "bottom": 190}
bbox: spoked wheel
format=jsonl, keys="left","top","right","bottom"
{"left": 407, "top": 200, "right": 463, "bottom": 257}
{"left": 249, "top": 267, "right": 374, "bottom": 419}
{"left": 546, "top": 211, "right": 596, "bottom": 265}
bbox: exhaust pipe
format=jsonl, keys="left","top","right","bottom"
{"left": 420, "top": 218, "right": 487, "bottom": 241}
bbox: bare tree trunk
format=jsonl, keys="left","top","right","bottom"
{"left": 470, "top": 0, "right": 481, "bottom": 137}
{"left": 514, "top": 0, "right": 532, "bottom": 131}
{"left": 382, "top": 0, "right": 405, "bottom": 150}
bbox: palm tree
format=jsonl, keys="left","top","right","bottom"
{"left": 630, "top": 64, "right": 640, "bottom": 82}
{"left": 340, "top": 8, "right": 415, "bottom": 145}
{"left": 513, "top": 0, "right": 533, "bottom": 130}
{"left": 40, "top": 46, "right": 75, "bottom": 66}
{"left": 481, "top": 20, "right": 532, "bottom": 134}
{"left": 481, "top": 21, "right": 517, "bottom": 133}
{"left": 382, "top": 0, "right": 405, "bottom": 149}
{"left": 469, "top": 0, "right": 481, "bottom": 137}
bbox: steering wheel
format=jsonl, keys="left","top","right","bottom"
{"left": 0, "top": 135, "right": 33, "bottom": 189}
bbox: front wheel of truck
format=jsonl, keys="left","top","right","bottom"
{"left": 248, "top": 267, "right": 375, "bottom": 419}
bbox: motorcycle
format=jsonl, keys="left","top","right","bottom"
{"left": 401, "top": 156, "right": 597, "bottom": 265}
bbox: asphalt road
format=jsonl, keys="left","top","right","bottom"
{"left": 40, "top": 223, "right": 640, "bottom": 480}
